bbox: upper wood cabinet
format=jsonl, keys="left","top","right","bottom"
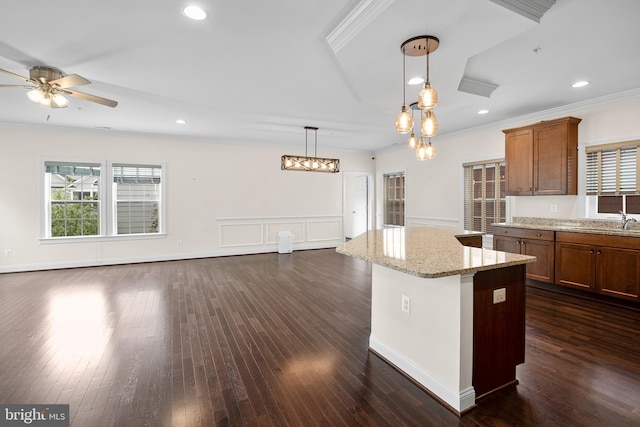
{"left": 503, "top": 116, "right": 581, "bottom": 196}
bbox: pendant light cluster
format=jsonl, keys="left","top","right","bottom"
{"left": 281, "top": 126, "right": 340, "bottom": 173}
{"left": 394, "top": 35, "right": 439, "bottom": 160}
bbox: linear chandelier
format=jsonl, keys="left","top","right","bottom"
{"left": 395, "top": 35, "right": 439, "bottom": 160}
{"left": 281, "top": 126, "right": 340, "bottom": 173}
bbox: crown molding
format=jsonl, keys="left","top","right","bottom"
{"left": 326, "top": 0, "right": 397, "bottom": 54}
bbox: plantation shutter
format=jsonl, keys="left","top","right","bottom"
{"left": 463, "top": 159, "right": 505, "bottom": 232}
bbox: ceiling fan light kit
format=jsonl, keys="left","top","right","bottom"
{"left": 395, "top": 35, "right": 440, "bottom": 161}
{"left": 0, "top": 65, "right": 118, "bottom": 109}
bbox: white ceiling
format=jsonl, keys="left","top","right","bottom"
{"left": 1, "top": 0, "right": 639, "bottom": 153}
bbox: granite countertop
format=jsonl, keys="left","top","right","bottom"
{"left": 493, "top": 217, "right": 640, "bottom": 237}
{"left": 336, "top": 227, "right": 535, "bottom": 279}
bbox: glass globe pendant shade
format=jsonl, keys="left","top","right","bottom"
{"left": 425, "top": 139, "right": 436, "bottom": 159}
{"left": 416, "top": 137, "right": 427, "bottom": 161}
{"left": 420, "top": 109, "right": 438, "bottom": 137}
{"left": 394, "top": 105, "right": 414, "bottom": 134}
{"left": 407, "top": 131, "right": 418, "bottom": 148}
{"left": 418, "top": 83, "right": 438, "bottom": 110}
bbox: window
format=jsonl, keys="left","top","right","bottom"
{"left": 463, "top": 159, "right": 506, "bottom": 232}
{"left": 585, "top": 140, "right": 640, "bottom": 216}
{"left": 45, "top": 162, "right": 101, "bottom": 237}
{"left": 384, "top": 172, "right": 405, "bottom": 226}
{"left": 43, "top": 160, "right": 164, "bottom": 239}
{"left": 113, "top": 165, "right": 161, "bottom": 234}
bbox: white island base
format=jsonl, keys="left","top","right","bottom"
{"left": 369, "top": 264, "right": 476, "bottom": 413}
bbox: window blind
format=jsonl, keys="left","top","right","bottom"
{"left": 463, "top": 160, "right": 505, "bottom": 232}
{"left": 585, "top": 143, "right": 638, "bottom": 195}
{"left": 383, "top": 173, "right": 405, "bottom": 226}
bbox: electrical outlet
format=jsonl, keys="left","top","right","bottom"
{"left": 550, "top": 204, "right": 558, "bottom": 212}
{"left": 4, "top": 249, "right": 13, "bottom": 257}
{"left": 401, "top": 295, "right": 411, "bottom": 314}
{"left": 493, "top": 288, "right": 506, "bottom": 304}
{"left": 176, "top": 240, "right": 182, "bottom": 247}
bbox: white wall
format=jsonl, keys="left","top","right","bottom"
{"left": 374, "top": 92, "right": 640, "bottom": 229}
{"left": 0, "top": 127, "right": 374, "bottom": 272}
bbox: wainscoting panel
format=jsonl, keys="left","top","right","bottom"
{"left": 307, "top": 220, "right": 343, "bottom": 242}
{"left": 219, "top": 223, "right": 264, "bottom": 247}
{"left": 266, "top": 222, "right": 305, "bottom": 244}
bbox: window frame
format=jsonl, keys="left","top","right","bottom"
{"left": 383, "top": 171, "right": 406, "bottom": 227}
{"left": 462, "top": 158, "right": 506, "bottom": 233}
{"left": 40, "top": 158, "right": 166, "bottom": 242}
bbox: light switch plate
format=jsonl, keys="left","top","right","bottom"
{"left": 493, "top": 288, "right": 506, "bottom": 304}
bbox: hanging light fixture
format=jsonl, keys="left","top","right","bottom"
{"left": 396, "top": 35, "right": 440, "bottom": 160}
{"left": 393, "top": 44, "right": 413, "bottom": 134}
{"left": 417, "top": 36, "right": 439, "bottom": 110}
{"left": 416, "top": 137, "right": 436, "bottom": 161}
{"left": 406, "top": 102, "right": 418, "bottom": 148}
{"left": 281, "top": 126, "right": 340, "bottom": 173}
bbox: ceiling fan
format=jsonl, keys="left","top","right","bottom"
{"left": 0, "top": 65, "right": 118, "bottom": 108}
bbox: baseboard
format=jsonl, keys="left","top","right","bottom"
{"left": 368, "top": 335, "right": 476, "bottom": 414}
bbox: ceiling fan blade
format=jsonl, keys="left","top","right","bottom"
{"left": 50, "top": 73, "right": 91, "bottom": 88}
{"left": 0, "top": 84, "right": 33, "bottom": 88}
{"left": 64, "top": 89, "right": 118, "bottom": 108}
{"left": 0, "top": 67, "right": 30, "bottom": 82}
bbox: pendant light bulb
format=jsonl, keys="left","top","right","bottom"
{"left": 407, "top": 131, "right": 418, "bottom": 148}
{"left": 420, "top": 109, "right": 438, "bottom": 137}
{"left": 394, "top": 105, "right": 414, "bottom": 134}
{"left": 425, "top": 139, "right": 436, "bottom": 159}
{"left": 416, "top": 137, "right": 427, "bottom": 161}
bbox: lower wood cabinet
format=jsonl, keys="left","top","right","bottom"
{"left": 555, "top": 232, "right": 640, "bottom": 301}
{"left": 493, "top": 226, "right": 555, "bottom": 283}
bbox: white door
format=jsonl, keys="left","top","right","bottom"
{"left": 343, "top": 174, "right": 370, "bottom": 239}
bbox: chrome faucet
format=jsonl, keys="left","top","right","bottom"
{"left": 620, "top": 211, "right": 637, "bottom": 230}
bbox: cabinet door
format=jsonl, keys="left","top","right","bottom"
{"left": 596, "top": 247, "right": 640, "bottom": 301}
{"left": 493, "top": 235, "right": 520, "bottom": 254}
{"left": 505, "top": 129, "right": 533, "bottom": 195}
{"left": 521, "top": 239, "right": 554, "bottom": 283}
{"left": 534, "top": 123, "right": 567, "bottom": 195}
{"left": 555, "top": 242, "right": 596, "bottom": 291}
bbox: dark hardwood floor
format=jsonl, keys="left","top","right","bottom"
{"left": 1, "top": 249, "right": 639, "bottom": 426}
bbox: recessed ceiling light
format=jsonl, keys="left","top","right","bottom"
{"left": 408, "top": 77, "right": 424, "bottom": 85}
{"left": 176, "top": 119, "right": 186, "bottom": 124}
{"left": 572, "top": 80, "right": 589, "bottom": 88}
{"left": 478, "top": 109, "right": 489, "bottom": 115}
{"left": 183, "top": 5, "right": 207, "bottom": 20}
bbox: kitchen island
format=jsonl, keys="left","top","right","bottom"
{"left": 336, "top": 227, "right": 535, "bottom": 415}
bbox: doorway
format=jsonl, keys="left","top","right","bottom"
{"left": 344, "top": 172, "right": 373, "bottom": 240}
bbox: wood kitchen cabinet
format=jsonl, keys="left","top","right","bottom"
{"left": 493, "top": 226, "right": 555, "bottom": 283}
{"left": 555, "top": 231, "right": 640, "bottom": 301}
{"left": 503, "top": 116, "right": 581, "bottom": 196}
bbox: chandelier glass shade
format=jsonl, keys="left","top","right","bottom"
{"left": 416, "top": 137, "right": 436, "bottom": 161}
{"left": 394, "top": 105, "right": 413, "bottom": 134}
{"left": 420, "top": 108, "right": 438, "bottom": 137}
{"left": 281, "top": 126, "right": 340, "bottom": 173}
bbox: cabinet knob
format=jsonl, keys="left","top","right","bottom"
{"left": 597, "top": 250, "right": 602, "bottom": 255}
{"left": 590, "top": 249, "right": 594, "bottom": 254}
{"left": 536, "top": 233, "right": 542, "bottom": 237}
